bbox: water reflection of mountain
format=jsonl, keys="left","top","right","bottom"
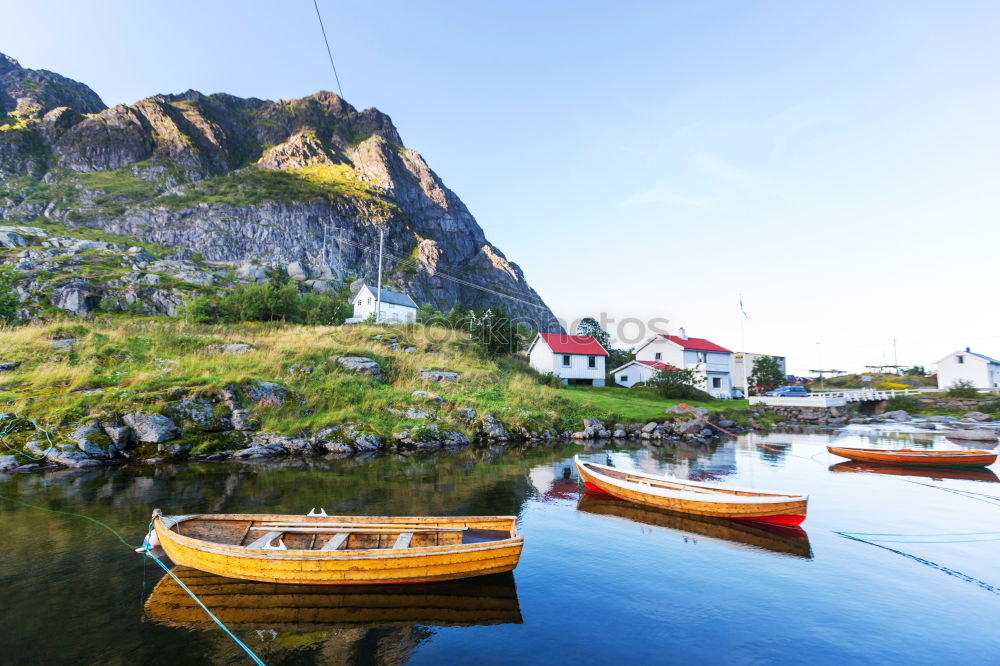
{"left": 828, "top": 461, "right": 1000, "bottom": 483}
{"left": 145, "top": 566, "right": 522, "bottom": 629}
{"left": 576, "top": 494, "right": 812, "bottom": 559}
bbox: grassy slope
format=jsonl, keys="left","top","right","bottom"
{"left": 560, "top": 386, "right": 748, "bottom": 422}
{"left": 0, "top": 321, "right": 720, "bottom": 436}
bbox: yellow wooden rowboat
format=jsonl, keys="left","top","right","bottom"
{"left": 151, "top": 509, "right": 523, "bottom": 585}
{"left": 575, "top": 456, "right": 808, "bottom": 525}
{"left": 145, "top": 566, "right": 522, "bottom": 628}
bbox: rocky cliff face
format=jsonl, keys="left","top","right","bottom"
{"left": 0, "top": 53, "right": 557, "bottom": 328}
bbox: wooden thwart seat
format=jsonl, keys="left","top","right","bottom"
{"left": 393, "top": 532, "right": 414, "bottom": 549}
{"left": 245, "top": 531, "right": 284, "bottom": 549}
{"left": 320, "top": 532, "right": 351, "bottom": 551}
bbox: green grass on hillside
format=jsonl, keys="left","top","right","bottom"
{"left": 0, "top": 322, "right": 736, "bottom": 439}
{"left": 561, "top": 386, "right": 746, "bottom": 422}
{"left": 157, "top": 166, "right": 397, "bottom": 213}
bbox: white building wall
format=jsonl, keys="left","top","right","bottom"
{"left": 937, "top": 352, "right": 995, "bottom": 389}
{"left": 529, "top": 342, "right": 556, "bottom": 376}
{"left": 635, "top": 338, "right": 684, "bottom": 367}
{"left": 613, "top": 362, "right": 657, "bottom": 388}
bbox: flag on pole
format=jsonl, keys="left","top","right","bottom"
{"left": 739, "top": 295, "right": 749, "bottom": 320}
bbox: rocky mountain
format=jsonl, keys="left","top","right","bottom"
{"left": 0, "top": 53, "right": 557, "bottom": 328}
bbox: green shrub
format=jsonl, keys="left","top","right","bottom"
{"left": 885, "top": 395, "right": 921, "bottom": 413}
{"left": 978, "top": 400, "right": 1000, "bottom": 415}
{"left": 946, "top": 379, "right": 980, "bottom": 398}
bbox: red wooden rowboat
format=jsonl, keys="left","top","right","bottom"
{"left": 826, "top": 446, "right": 997, "bottom": 468}
{"left": 574, "top": 456, "right": 808, "bottom": 526}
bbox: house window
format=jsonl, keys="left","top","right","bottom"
{"left": 588, "top": 356, "right": 596, "bottom": 368}
{"left": 368, "top": 298, "right": 372, "bottom": 305}
{"left": 697, "top": 352, "right": 707, "bottom": 363}
{"left": 562, "top": 355, "right": 571, "bottom": 367}
{"left": 957, "top": 355, "right": 964, "bottom": 364}
{"left": 712, "top": 377, "right": 721, "bottom": 389}
{"left": 654, "top": 352, "right": 662, "bottom": 360}
{"left": 621, "top": 375, "right": 628, "bottom": 383}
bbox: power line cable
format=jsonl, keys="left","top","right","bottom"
{"left": 312, "top": 0, "right": 345, "bottom": 99}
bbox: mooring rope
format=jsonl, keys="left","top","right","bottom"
{"left": 833, "top": 531, "right": 1000, "bottom": 597}
{"left": 0, "top": 494, "right": 266, "bottom": 665}
{"left": 0, "top": 413, "right": 57, "bottom": 461}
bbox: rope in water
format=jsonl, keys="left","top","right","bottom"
{"left": 833, "top": 531, "right": 1000, "bottom": 596}
{"left": 0, "top": 494, "right": 266, "bottom": 665}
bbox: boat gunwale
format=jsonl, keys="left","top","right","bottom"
{"left": 575, "top": 456, "right": 808, "bottom": 504}
{"left": 154, "top": 514, "right": 523, "bottom": 560}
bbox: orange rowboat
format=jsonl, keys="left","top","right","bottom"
{"left": 574, "top": 456, "right": 808, "bottom": 526}
{"left": 826, "top": 446, "right": 997, "bottom": 468}
{"left": 828, "top": 461, "right": 1000, "bottom": 483}
{"left": 151, "top": 510, "right": 523, "bottom": 585}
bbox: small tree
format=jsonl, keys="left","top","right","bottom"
{"left": 575, "top": 317, "right": 611, "bottom": 351}
{"left": 749, "top": 355, "right": 784, "bottom": 394}
{"left": 468, "top": 308, "right": 524, "bottom": 357}
{"left": 904, "top": 365, "right": 927, "bottom": 377}
{"left": 649, "top": 366, "right": 707, "bottom": 400}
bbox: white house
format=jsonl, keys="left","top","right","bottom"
{"left": 346, "top": 284, "right": 418, "bottom": 324}
{"left": 614, "top": 329, "right": 733, "bottom": 398}
{"left": 528, "top": 333, "right": 608, "bottom": 386}
{"left": 731, "top": 353, "right": 787, "bottom": 392}
{"left": 610, "top": 360, "right": 669, "bottom": 388}
{"left": 936, "top": 347, "right": 1000, "bottom": 390}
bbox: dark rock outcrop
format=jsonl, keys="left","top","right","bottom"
{"left": 0, "top": 52, "right": 557, "bottom": 328}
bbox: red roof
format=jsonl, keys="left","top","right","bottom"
{"left": 538, "top": 333, "right": 608, "bottom": 356}
{"left": 637, "top": 360, "right": 669, "bottom": 370}
{"left": 661, "top": 335, "right": 731, "bottom": 353}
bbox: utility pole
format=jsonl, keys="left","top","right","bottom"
{"left": 375, "top": 228, "right": 384, "bottom": 324}
{"left": 893, "top": 337, "right": 899, "bottom": 375}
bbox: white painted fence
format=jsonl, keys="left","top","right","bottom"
{"left": 749, "top": 388, "right": 919, "bottom": 408}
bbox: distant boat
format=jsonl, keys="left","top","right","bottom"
{"left": 576, "top": 493, "right": 812, "bottom": 559}
{"left": 828, "top": 461, "right": 1000, "bottom": 483}
{"left": 144, "top": 566, "right": 522, "bottom": 629}
{"left": 574, "top": 456, "right": 808, "bottom": 526}
{"left": 151, "top": 510, "right": 523, "bottom": 585}
{"left": 826, "top": 446, "right": 997, "bottom": 468}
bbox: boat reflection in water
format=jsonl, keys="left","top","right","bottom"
{"left": 828, "top": 461, "right": 1000, "bottom": 483}
{"left": 577, "top": 493, "right": 812, "bottom": 559}
{"left": 144, "top": 566, "right": 522, "bottom": 630}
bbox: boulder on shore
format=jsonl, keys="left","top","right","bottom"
{"left": 945, "top": 428, "right": 998, "bottom": 442}
{"left": 122, "top": 413, "right": 180, "bottom": 443}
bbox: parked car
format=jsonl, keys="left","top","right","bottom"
{"left": 764, "top": 386, "right": 810, "bottom": 397}
{"left": 730, "top": 388, "right": 745, "bottom": 400}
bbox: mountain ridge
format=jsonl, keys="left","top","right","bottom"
{"left": 0, "top": 52, "right": 557, "bottom": 328}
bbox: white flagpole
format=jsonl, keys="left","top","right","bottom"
{"left": 740, "top": 294, "right": 749, "bottom": 399}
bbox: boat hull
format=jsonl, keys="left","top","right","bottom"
{"left": 153, "top": 513, "right": 523, "bottom": 585}
{"left": 575, "top": 459, "right": 807, "bottom": 525}
{"left": 827, "top": 446, "right": 997, "bottom": 468}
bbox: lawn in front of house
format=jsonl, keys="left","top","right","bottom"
{"left": 559, "top": 385, "right": 748, "bottom": 423}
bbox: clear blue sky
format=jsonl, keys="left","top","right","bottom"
{"left": 4, "top": 1, "right": 1000, "bottom": 374}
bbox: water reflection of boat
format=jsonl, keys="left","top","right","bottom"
{"left": 576, "top": 494, "right": 812, "bottom": 559}
{"left": 144, "top": 566, "right": 522, "bottom": 629}
{"left": 828, "top": 461, "right": 1000, "bottom": 483}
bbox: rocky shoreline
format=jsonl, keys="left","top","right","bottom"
{"left": 0, "top": 396, "right": 740, "bottom": 474}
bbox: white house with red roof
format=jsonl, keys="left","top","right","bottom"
{"left": 609, "top": 359, "right": 671, "bottom": 389}
{"left": 613, "top": 328, "right": 734, "bottom": 397}
{"left": 528, "top": 333, "right": 609, "bottom": 386}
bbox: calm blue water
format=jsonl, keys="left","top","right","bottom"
{"left": 1, "top": 427, "right": 998, "bottom": 664}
